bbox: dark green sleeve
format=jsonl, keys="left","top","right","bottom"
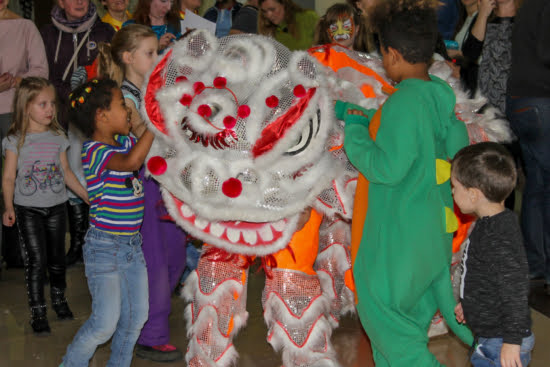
{"left": 343, "top": 92, "right": 419, "bottom": 185}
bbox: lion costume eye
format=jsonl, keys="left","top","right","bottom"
{"left": 285, "top": 110, "right": 320, "bottom": 156}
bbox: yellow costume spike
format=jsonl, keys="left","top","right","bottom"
{"left": 445, "top": 206, "right": 458, "bottom": 233}
{"left": 436, "top": 158, "right": 451, "bottom": 184}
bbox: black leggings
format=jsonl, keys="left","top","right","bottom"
{"left": 15, "top": 203, "right": 67, "bottom": 306}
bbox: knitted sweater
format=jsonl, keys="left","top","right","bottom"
{"left": 460, "top": 209, "right": 532, "bottom": 345}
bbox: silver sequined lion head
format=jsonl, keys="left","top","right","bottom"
{"left": 142, "top": 31, "right": 349, "bottom": 256}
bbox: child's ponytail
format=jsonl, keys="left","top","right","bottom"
{"left": 96, "top": 25, "right": 157, "bottom": 85}
{"left": 97, "top": 42, "right": 124, "bottom": 85}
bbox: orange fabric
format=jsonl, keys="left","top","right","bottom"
{"left": 272, "top": 209, "right": 323, "bottom": 275}
{"left": 350, "top": 108, "right": 384, "bottom": 269}
{"left": 309, "top": 45, "right": 394, "bottom": 99}
{"left": 452, "top": 203, "right": 475, "bottom": 253}
{"left": 347, "top": 107, "right": 387, "bottom": 301}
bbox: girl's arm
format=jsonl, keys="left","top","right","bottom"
{"left": 105, "top": 130, "right": 155, "bottom": 172}
{"left": 60, "top": 151, "right": 89, "bottom": 204}
{"left": 125, "top": 98, "right": 147, "bottom": 138}
{"left": 2, "top": 150, "right": 18, "bottom": 227}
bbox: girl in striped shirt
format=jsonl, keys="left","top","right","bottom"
{"left": 61, "top": 78, "right": 154, "bottom": 367}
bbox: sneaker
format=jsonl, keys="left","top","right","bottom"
{"left": 135, "top": 344, "right": 183, "bottom": 362}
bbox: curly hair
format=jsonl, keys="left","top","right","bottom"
{"left": 68, "top": 79, "right": 119, "bottom": 138}
{"left": 369, "top": 0, "right": 438, "bottom": 64}
{"left": 452, "top": 142, "right": 517, "bottom": 203}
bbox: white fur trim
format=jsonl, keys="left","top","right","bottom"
{"left": 172, "top": 30, "right": 218, "bottom": 72}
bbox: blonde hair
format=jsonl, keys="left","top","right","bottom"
{"left": 9, "top": 77, "right": 65, "bottom": 152}
{"left": 97, "top": 24, "right": 157, "bottom": 84}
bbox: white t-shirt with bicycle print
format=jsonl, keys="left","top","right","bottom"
{"left": 2, "top": 131, "right": 69, "bottom": 208}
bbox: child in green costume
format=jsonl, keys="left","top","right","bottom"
{"left": 335, "top": 0, "right": 474, "bottom": 365}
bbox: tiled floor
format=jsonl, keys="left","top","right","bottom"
{"left": 0, "top": 264, "right": 549, "bottom": 367}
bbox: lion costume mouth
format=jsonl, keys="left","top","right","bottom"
{"left": 164, "top": 190, "right": 299, "bottom": 255}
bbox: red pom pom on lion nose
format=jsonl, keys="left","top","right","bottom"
{"left": 147, "top": 156, "right": 167, "bottom": 175}
{"left": 222, "top": 178, "right": 242, "bottom": 198}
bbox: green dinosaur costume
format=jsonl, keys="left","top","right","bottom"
{"left": 336, "top": 75, "right": 474, "bottom": 366}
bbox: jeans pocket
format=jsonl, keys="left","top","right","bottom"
{"left": 85, "top": 238, "right": 117, "bottom": 275}
{"left": 521, "top": 333, "right": 535, "bottom": 353}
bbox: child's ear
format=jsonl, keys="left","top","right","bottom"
{"left": 95, "top": 108, "right": 107, "bottom": 125}
{"left": 122, "top": 50, "right": 133, "bottom": 65}
{"left": 387, "top": 46, "right": 401, "bottom": 66}
{"left": 469, "top": 187, "right": 483, "bottom": 204}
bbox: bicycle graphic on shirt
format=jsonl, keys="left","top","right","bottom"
{"left": 19, "top": 160, "right": 64, "bottom": 196}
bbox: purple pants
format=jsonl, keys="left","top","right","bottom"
{"left": 137, "top": 177, "right": 187, "bottom": 346}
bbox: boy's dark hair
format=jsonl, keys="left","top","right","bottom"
{"left": 369, "top": 0, "right": 438, "bottom": 64}
{"left": 69, "top": 79, "right": 119, "bottom": 138}
{"left": 452, "top": 142, "right": 517, "bottom": 203}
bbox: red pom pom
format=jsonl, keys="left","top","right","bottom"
{"left": 213, "top": 76, "right": 227, "bottom": 89}
{"left": 194, "top": 82, "right": 205, "bottom": 93}
{"left": 265, "top": 95, "right": 279, "bottom": 108}
{"left": 237, "top": 105, "right": 250, "bottom": 118}
{"left": 179, "top": 94, "right": 193, "bottom": 106}
{"left": 197, "top": 104, "right": 212, "bottom": 118}
{"left": 222, "top": 178, "right": 242, "bottom": 198}
{"left": 147, "top": 156, "right": 167, "bottom": 175}
{"left": 176, "top": 76, "right": 188, "bottom": 83}
{"left": 293, "top": 85, "right": 306, "bottom": 98}
{"left": 223, "top": 116, "right": 237, "bottom": 129}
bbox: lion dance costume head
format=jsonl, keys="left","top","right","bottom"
{"left": 143, "top": 31, "right": 356, "bottom": 367}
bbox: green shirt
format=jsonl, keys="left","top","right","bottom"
{"left": 274, "top": 10, "right": 318, "bottom": 51}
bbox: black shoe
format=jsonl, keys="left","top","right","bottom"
{"left": 30, "top": 305, "right": 51, "bottom": 335}
{"left": 135, "top": 344, "right": 183, "bottom": 362}
{"left": 51, "top": 287, "right": 74, "bottom": 320}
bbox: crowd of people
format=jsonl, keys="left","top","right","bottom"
{"left": 0, "top": 0, "right": 548, "bottom": 366}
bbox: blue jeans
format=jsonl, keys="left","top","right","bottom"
{"left": 471, "top": 333, "right": 535, "bottom": 367}
{"left": 506, "top": 96, "right": 550, "bottom": 282}
{"left": 62, "top": 228, "right": 149, "bottom": 367}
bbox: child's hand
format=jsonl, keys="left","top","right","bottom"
{"left": 3, "top": 208, "right": 16, "bottom": 227}
{"left": 454, "top": 302, "right": 466, "bottom": 323}
{"left": 334, "top": 100, "right": 371, "bottom": 122}
{"left": 500, "top": 343, "right": 522, "bottom": 367}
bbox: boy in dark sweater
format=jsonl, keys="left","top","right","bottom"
{"left": 452, "top": 142, "right": 534, "bottom": 367}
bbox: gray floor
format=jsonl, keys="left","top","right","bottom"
{"left": 1, "top": 263, "right": 549, "bottom": 367}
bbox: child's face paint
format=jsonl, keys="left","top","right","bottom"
{"left": 328, "top": 16, "right": 355, "bottom": 48}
